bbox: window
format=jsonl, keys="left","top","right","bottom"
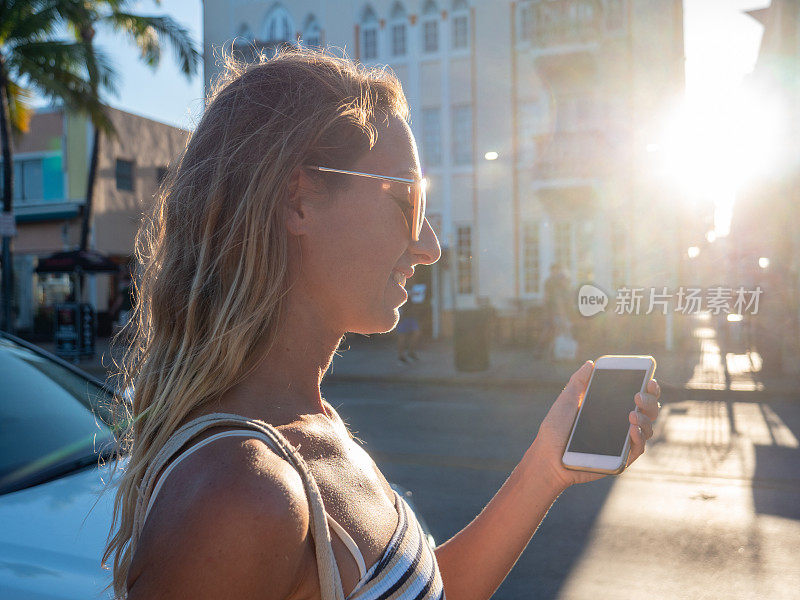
{"left": 605, "top": 0, "right": 626, "bottom": 32}
{"left": 363, "top": 27, "right": 378, "bottom": 59}
{"left": 264, "top": 4, "right": 294, "bottom": 42}
{"left": 423, "top": 20, "right": 438, "bottom": 52}
{"left": 451, "top": 1, "right": 469, "bottom": 50}
{"left": 518, "top": 0, "right": 543, "bottom": 42}
{"left": 21, "top": 160, "right": 43, "bottom": 202}
{"left": 452, "top": 15, "right": 468, "bottom": 49}
{"left": 361, "top": 6, "right": 379, "bottom": 60}
{"left": 456, "top": 225, "right": 473, "bottom": 294}
{"left": 390, "top": 2, "right": 407, "bottom": 57}
{"left": 422, "top": 1, "right": 439, "bottom": 53}
{"left": 523, "top": 221, "right": 541, "bottom": 294}
{"left": 0, "top": 336, "right": 115, "bottom": 496}
{"left": 421, "top": 108, "right": 442, "bottom": 167}
{"left": 237, "top": 23, "right": 254, "bottom": 41}
{"left": 0, "top": 155, "right": 63, "bottom": 203}
{"left": 303, "top": 15, "right": 322, "bottom": 48}
{"left": 452, "top": 104, "right": 472, "bottom": 165}
{"left": 519, "top": 100, "right": 544, "bottom": 164}
{"left": 554, "top": 221, "right": 573, "bottom": 274}
{"left": 116, "top": 159, "right": 134, "bottom": 192}
{"left": 391, "top": 23, "right": 407, "bottom": 56}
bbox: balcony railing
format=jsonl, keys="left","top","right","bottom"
{"left": 518, "top": 0, "right": 604, "bottom": 49}
{"left": 522, "top": 131, "right": 607, "bottom": 180}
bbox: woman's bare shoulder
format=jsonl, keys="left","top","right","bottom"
{"left": 128, "top": 438, "right": 313, "bottom": 599}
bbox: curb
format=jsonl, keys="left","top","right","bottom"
{"left": 324, "top": 374, "right": 796, "bottom": 401}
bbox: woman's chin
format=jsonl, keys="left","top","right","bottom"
{"left": 348, "top": 306, "right": 400, "bottom": 335}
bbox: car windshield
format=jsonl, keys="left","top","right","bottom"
{"left": 0, "top": 337, "right": 118, "bottom": 495}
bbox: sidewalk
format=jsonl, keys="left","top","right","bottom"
{"left": 31, "top": 327, "right": 798, "bottom": 401}
{"left": 328, "top": 335, "right": 797, "bottom": 400}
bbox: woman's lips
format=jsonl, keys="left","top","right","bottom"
{"left": 391, "top": 270, "right": 407, "bottom": 286}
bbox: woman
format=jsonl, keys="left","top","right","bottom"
{"left": 101, "top": 48, "right": 661, "bottom": 600}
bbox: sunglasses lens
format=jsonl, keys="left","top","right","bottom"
{"left": 415, "top": 183, "right": 426, "bottom": 241}
{"left": 388, "top": 179, "right": 425, "bottom": 241}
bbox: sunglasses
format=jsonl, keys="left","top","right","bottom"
{"left": 305, "top": 165, "right": 427, "bottom": 242}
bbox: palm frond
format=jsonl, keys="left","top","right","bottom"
{"left": 103, "top": 12, "right": 201, "bottom": 78}
{"left": 4, "top": 79, "right": 35, "bottom": 135}
{"left": 7, "top": 41, "right": 116, "bottom": 134}
{"left": 10, "top": 39, "right": 120, "bottom": 97}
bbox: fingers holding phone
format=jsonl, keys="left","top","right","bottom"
{"left": 626, "top": 380, "right": 662, "bottom": 464}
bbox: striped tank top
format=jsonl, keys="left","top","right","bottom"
{"left": 132, "top": 412, "right": 445, "bottom": 600}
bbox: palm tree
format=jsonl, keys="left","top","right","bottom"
{"left": 0, "top": 0, "right": 113, "bottom": 333}
{"left": 0, "top": 0, "right": 200, "bottom": 333}
{"left": 68, "top": 1, "right": 201, "bottom": 255}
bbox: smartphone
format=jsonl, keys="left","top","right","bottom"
{"left": 561, "top": 355, "right": 657, "bottom": 475}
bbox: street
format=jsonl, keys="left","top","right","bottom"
{"left": 321, "top": 381, "right": 800, "bottom": 600}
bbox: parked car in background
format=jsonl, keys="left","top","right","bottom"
{"left": 0, "top": 332, "right": 435, "bottom": 599}
{"left": 0, "top": 332, "right": 120, "bottom": 599}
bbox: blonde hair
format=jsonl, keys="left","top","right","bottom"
{"left": 98, "top": 46, "right": 408, "bottom": 598}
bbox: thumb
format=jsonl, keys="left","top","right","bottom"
{"left": 564, "top": 360, "right": 594, "bottom": 397}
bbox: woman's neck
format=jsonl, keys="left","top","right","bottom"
{"left": 211, "top": 301, "right": 344, "bottom": 423}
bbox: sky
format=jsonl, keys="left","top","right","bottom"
{"left": 32, "top": 0, "right": 772, "bottom": 131}
{"left": 683, "top": 0, "right": 771, "bottom": 107}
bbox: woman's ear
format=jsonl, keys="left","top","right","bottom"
{"left": 286, "top": 168, "right": 308, "bottom": 236}
{"left": 286, "top": 167, "right": 329, "bottom": 236}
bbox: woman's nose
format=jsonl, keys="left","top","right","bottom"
{"left": 411, "top": 218, "right": 442, "bottom": 265}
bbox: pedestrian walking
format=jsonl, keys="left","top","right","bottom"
{"left": 539, "top": 262, "right": 574, "bottom": 360}
{"left": 102, "top": 48, "right": 661, "bottom": 600}
{"left": 396, "top": 280, "right": 426, "bottom": 364}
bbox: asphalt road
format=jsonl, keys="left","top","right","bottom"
{"left": 320, "top": 381, "right": 800, "bottom": 600}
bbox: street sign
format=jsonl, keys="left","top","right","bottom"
{"left": 55, "top": 303, "right": 80, "bottom": 357}
{"left": 79, "top": 303, "right": 96, "bottom": 355}
{"left": 54, "top": 302, "right": 96, "bottom": 358}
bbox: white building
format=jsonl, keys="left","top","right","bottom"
{"left": 202, "top": 0, "right": 685, "bottom": 343}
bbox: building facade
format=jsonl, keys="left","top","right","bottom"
{"left": 729, "top": 1, "right": 800, "bottom": 373}
{"left": 2, "top": 105, "right": 189, "bottom": 334}
{"left": 202, "top": 0, "right": 685, "bottom": 343}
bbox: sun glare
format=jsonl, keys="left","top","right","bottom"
{"left": 654, "top": 87, "right": 785, "bottom": 238}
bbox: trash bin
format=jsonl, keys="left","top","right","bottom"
{"left": 454, "top": 307, "right": 491, "bottom": 372}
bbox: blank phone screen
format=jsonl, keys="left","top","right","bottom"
{"left": 567, "top": 369, "right": 647, "bottom": 456}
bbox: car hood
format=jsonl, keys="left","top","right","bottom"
{"left": 0, "top": 458, "right": 128, "bottom": 600}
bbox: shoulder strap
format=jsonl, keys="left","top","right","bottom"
{"left": 131, "top": 412, "right": 345, "bottom": 600}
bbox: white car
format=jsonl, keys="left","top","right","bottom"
{"left": 0, "top": 332, "right": 435, "bottom": 599}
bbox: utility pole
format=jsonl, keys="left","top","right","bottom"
{"left": 0, "top": 58, "right": 15, "bottom": 334}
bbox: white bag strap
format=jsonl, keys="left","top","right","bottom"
{"left": 131, "top": 412, "right": 345, "bottom": 600}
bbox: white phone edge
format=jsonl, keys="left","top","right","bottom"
{"left": 561, "top": 355, "right": 657, "bottom": 476}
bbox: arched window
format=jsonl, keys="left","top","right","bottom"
{"left": 236, "top": 23, "right": 254, "bottom": 41}
{"left": 302, "top": 14, "right": 322, "bottom": 48}
{"left": 451, "top": 0, "right": 469, "bottom": 50}
{"left": 262, "top": 3, "right": 295, "bottom": 43}
{"left": 389, "top": 2, "right": 407, "bottom": 57}
{"left": 360, "top": 5, "right": 379, "bottom": 60}
{"left": 421, "top": 0, "right": 439, "bottom": 54}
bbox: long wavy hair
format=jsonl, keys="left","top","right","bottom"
{"left": 98, "top": 46, "right": 409, "bottom": 598}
